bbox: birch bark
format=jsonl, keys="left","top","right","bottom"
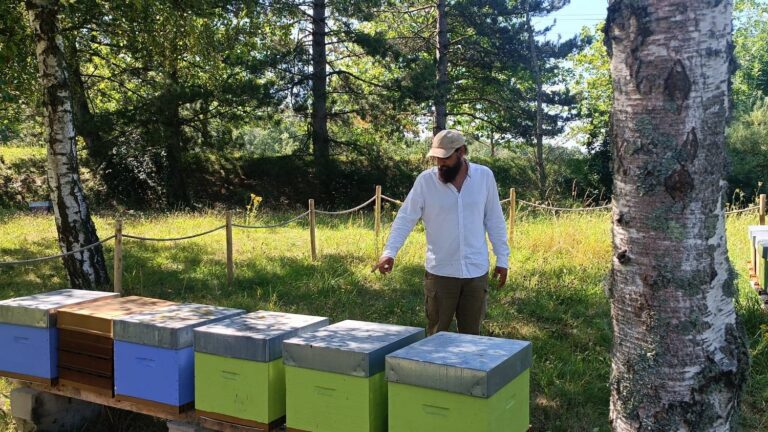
{"left": 605, "top": 0, "right": 748, "bottom": 430}
{"left": 26, "top": 0, "right": 110, "bottom": 289}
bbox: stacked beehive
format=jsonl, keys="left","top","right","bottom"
{"left": 0, "top": 289, "right": 119, "bottom": 385}
{"left": 194, "top": 311, "right": 329, "bottom": 430}
{"left": 55, "top": 296, "right": 177, "bottom": 395}
{"left": 112, "top": 303, "right": 244, "bottom": 413}
{"left": 386, "top": 332, "right": 532, "bottom": 432}
{"left": 749, "top": 226, "right": 768, "bottom": 288}
{"left": 282, "top": 320, "right": 424, "bottom": 432}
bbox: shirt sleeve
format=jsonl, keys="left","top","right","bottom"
{"left": 381, "top": 176, "right": 424, "bottom": 259}
{"left": 483, "top": 170, "right": 510, "bottom": 269}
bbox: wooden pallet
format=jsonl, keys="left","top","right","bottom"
{"left": 198, "top": 414, "right": 286, "bottom": 432}
{"left": 15, "top": 379, "right": 196, "bottom": 421}
{"left": 12, "top": 378, "right": 279, "bottom": 431}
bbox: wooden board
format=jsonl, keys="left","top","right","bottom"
{"left": 15, "top": 380, "right": 196, "bottom": 421}
{"left": 198, "top": 413, "right": 286, "bottom": 432}
{"left": 57, "top": 296, "right": 176, "bottom": 337}
{"left": 59, "top": 329, "right": 113, "bottom": 358}
{"left": 0, "top": 371, "right": 55, "bottom": 386}
{"left": 58, "top": 351, "right": 113, "bottom": 376}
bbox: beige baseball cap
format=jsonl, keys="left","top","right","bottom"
{"left": 427, "top": 129, "right": 465, "bottom": 158}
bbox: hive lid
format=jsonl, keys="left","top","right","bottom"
{"left": 282, "top": 320, "right": 424, "bottom": 377}
{"left": 57, "top": 296, "right": 178, "bottom": 337}
{"left": 195, "top": 311, "right": 329, "bottom": 362}
{"left": 0, "top": 289, "right": 120, "bottom": 328}
{"left": 748, "top": 226, "right": 768, "bottom": 246}
{"left": 113, "top": 303, "right": 244, "bottom": 349}
{"left": 385, "top": 332, "right": 532, "bottom": 398}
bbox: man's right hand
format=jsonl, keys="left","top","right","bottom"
{"left": 372, "top": 256, "right": 395, "bottom": 274}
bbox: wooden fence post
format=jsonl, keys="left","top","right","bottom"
{"left": 309, "top": 199, "right": 317, "bottom": 261}
{"left": 226, "top": 211, "right": 234, "bottom": 286}
{"left": 114, "top": 220, "right": 123, "bottom": 294}
{"left": 374, "top": 185, "right": 382, "bottom": 258}
{"left": 761, "top": 194, "right": 766, "bottom": 225}
{"left": 508, "top": 188, "right": 516, "bottom": 247}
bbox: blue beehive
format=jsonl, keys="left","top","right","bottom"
{"left": 112, "top": 303, "right": 244, "bottom": 411}
{"left": 0, "top": 289, "right": 119, "bottom": 384}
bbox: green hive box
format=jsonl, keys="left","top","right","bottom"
{"left": 748, "top": 226, "right": 768, "bottom": 273}
{"left": 386, "top": 332, "right": 532, "bottom": 432}
{"left": 282, "top": 320, "right": 424, "bottom": 432}
{"left": 758, "top": 241, "right": 768, "bottom": 290}
{"left": 193, "top": 311, "right": 329, "bottom": 429}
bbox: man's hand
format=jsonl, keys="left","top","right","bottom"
{"left": 372, "top": 256, "right": 395, "bottom": 274}
{"left": 491, "top": 266, "right": 508, "bottom": 287}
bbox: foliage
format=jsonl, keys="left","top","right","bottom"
{"left": 565, "top": 22, "right": 612, "bottom": 195}
{"left": 733, "top": 0, "right": 768, "bottom": 112}
{"left": 726, "top": 97, "right": 768, "bottom": 201}
{"left": 0, "top": 210, "right": 766, "bottom": 430}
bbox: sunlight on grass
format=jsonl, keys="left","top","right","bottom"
{"left": 0, "top": 209, "right": 766, "bottom": 431}
{"left": 0, "top": 146, "right": 45, "bottom": 165}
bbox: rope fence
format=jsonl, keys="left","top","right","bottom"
{"left": 1, "top": 187, "right": 766, "bottom": 293}
{"left": 0, "top": 235, "right": 117, "bottom": 266}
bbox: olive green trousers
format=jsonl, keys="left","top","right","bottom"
{"left": 423, "top": 271, "right": 488, "bottom": 335}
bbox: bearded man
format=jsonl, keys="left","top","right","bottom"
{"left": 373, "top": 129, "right": 509, "bottom": 335}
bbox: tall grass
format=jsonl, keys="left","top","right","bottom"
{"left": 0, "top": 209, "right": 765, "bottom": 431}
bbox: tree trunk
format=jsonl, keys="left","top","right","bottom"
{"left": 163, "top": 67, "right": 190, "bottom": 207}
{"left": 490, "top": 132, "right": 495, "bottom": 158}
{"left": 526, "top": 8, "right": 546, "bottom": 201}
{"left": 25, "top": 0, "right": 110, "bottom": 289}
{"left": 605, "top": 1, "right": 748, "bottom": 430}
{"left": 63, "top": 36, "right": 105, "bottom": 162}
{"left": 311, "top": 0, "right": 329, "bottom": 164}
{"left": 434, "top": 0, "right": 448, "bottom": 135}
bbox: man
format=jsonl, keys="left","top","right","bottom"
{"left": 373, "top": 129, "right": 509, "bottom": 335}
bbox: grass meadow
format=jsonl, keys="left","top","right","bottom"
{"left": 0, "top": 208, "right": 766, "bottom": 431}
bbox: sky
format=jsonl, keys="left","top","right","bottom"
{"left": 533, "top": 0, "right": 609, "bottom": 41}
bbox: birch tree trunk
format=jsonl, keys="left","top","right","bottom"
{"left": 26, "top": 0, "right": 110, "bottom": 289}
{"left": 605, "top": 1, "right": 748, "bottom": 430}
{"left": 311, "top": 0, "right": 329, "bottom": 164}
{"left": 434, "top": 0, "right": 448, "bottom": 135}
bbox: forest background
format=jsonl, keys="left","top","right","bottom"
{"left": 1, "top": 0, "right": 766, "bottom": 211}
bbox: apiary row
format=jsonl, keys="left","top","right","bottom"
{"left": 0, "top": 290, "right": 531, "bottom": 431}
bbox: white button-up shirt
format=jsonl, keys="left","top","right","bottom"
{"left": 382, "top": 161, "right": 509, "bottom": 278}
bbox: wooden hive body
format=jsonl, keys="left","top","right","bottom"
{"left": 56, "top": 296, "right": 177, "bottom": 395}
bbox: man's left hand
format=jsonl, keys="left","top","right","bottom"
{"left": 491, "top": 266, "right": 508, "bottom": 288}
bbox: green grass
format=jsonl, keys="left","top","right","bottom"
{"left": 0, "top": 209, "right": 766, "bottom": 431}
{"left": 0, "top": 146, "right": 45, "bottom": 165}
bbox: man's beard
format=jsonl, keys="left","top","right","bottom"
{"left": 438, "top": 158, "right": 462, "bottom": 183}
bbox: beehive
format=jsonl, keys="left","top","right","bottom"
{"left": 194, "top": 311, "right": 329, "bottom": 429}
{"left": 113, "top": 303, "right": 244, "bottom": 412}
{"left": 0, "top": 289, "right": 119, "bottom": 384}
{"left": 386, "top": 332, "right": 532, "bottom": 432}
{"left": 758, "top": 240, "right": 768, "bottom": 290}
{"left": 56, "top": 296, "right": 177, "bottom": 395}
{"left": 748, "top": 226, "right": 768, "bottom": 273}
{"left": 282, "top": 320, "right": 424, "bottom": 432}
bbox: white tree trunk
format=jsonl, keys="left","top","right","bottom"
{"left": 606, "top": 1, "right": 748, "bottom": 430}
{"left": 26, "top": 0, "right": 110, "bottom": 289}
